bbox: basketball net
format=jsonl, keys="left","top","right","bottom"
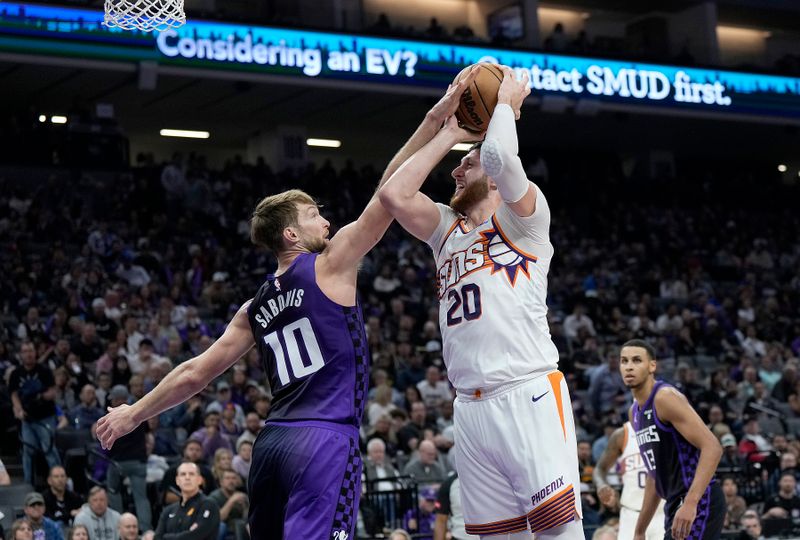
{"left": 103, "top": 0, "right": 186, "bottom": 32}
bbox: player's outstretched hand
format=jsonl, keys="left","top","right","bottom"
{"left": 96, "top": 404, "right": 139, "bottom": 450}
{"left": 497, "top": 66, "right": 531, "bottom": 120}
{"left": 428, "top": 66, "right": 481, "bottom": 125}
{"left": 671, "top": 501, "right": 697, "bottom": 540}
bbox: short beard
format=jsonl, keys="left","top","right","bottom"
{"left": 305, "top": 237, "right": 328, "bottom": 254}
{"left": 450, "top": 176, "right": 489, "bottom": 215}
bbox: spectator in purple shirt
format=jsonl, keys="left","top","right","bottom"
{"left": 190, "top": 411, "right": 233, "bottom": 461}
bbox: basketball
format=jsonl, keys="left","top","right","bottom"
{"left": 487, "top": 234, "right": 522, "bottom": 267}
{"left": 453, "top": 62, "right": 504, "bottom": 132}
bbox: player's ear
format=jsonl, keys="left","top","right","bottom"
{"left": 488, "top": 178, "right": 498, "bottom": 191}
{"left": 283, "top": 226, "right": 299, "bottom": 245}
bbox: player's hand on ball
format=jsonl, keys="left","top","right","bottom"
{"left": 429, "top": 66, "right": 481, "bottom": 124}
{"left": 96, "top": 403, "right": 139, "bottom": 450}
{"left": 442, "top": 115, "right": 485, "bottom": 143}
{"left": 671, "top": 501, "right": 697, "bottom": 540}
{"left": 497, "top": 66, "right": 531, "bottom": 120}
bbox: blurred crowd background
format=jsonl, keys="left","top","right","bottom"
{"left": 0, "top": 147, "right": 798, "bottom": 539}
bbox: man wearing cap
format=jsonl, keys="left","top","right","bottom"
{"left": 719, "top": 433, "right": 742, "bottom": 469}
{"left": 154, "top": 462, "right": 220, "bottom": 540}
{"left": 403, "top": 487, "right": 438, "bottom": 540}
{"left": 23, "top": 492, "right": 63, "bottom": 540}
{"left": 205, "top": 382, "right": 245, "bottom": 426}
{"left": 105, "top": 385, "right": 152, "bottom": 532}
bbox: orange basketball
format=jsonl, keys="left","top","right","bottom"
{"left": 453, "top": 62, "right": 504, "bottom": 132}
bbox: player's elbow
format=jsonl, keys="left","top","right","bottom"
{"left": 378, "top": 184, "right": 406, "bottom": 213}
{"left": 706, "top": 436, "right": 724, "bottom": 464}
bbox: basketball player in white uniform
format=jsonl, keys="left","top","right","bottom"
{"left": 594, "top": 422, "right": 665, "bottom": 540}
{"left": 379, "top": 66, "right": 582, "bottom": 540}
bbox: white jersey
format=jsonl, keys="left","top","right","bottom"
{"left": 426, "top": 184, "right": 558, "bottom": 391}
{"left": 617, "top": 422, "right": 666, "bottom": 540}
{"left": 618, "top": 422, "right": 648, "bottom": 510}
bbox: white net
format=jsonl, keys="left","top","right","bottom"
{"left": 104, "top": 0, "right": 186, "bottom": 32}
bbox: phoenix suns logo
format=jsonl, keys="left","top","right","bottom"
{"left": 436, "top": 217, "right": 537, "bottom": 298}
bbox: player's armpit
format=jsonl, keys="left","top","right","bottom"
{"left": 321, "top": 195, "right": 394, "bottom": 274}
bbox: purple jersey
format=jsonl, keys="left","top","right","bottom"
{"left": 631, "top": 381, "right": 712, "bottom": 501}
{"left": 247, "top": 252, "right": 369, "bottom": 429}
{"left": 631, "top": 380, "right": 725, "bottom": 540}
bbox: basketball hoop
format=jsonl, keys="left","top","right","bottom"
{"left": 103, "top": 0, "right": 186, "bottom": 32}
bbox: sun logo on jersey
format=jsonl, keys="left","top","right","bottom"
{"left": 479, "top": 219, "right": 537, "bottom": 286}
{"left": 436, "top": 217, "right": 538, "bottom": 298}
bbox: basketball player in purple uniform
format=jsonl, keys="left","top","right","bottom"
{"left": 95, "top": 69, "right": 482, "bottom": 540}
{"left": 620, "top": 339, "right": 724, "bottom": 540}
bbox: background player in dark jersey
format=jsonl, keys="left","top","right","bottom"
{"left": 94, "top": 68, "right": 480, "bottom": 540}
{"left": 620, "top": 339, "right": 724, "bottom": 540}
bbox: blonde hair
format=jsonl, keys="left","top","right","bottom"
{"left": 250, "top": 190, "right": 316, "bottom": 252}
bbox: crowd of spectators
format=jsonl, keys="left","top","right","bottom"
{"left": 0, "top": 145, "right": 798, "bottom": 539}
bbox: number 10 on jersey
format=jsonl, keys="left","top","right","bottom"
{"left": 263, "top": 317, "right": 325, "bottom": 385}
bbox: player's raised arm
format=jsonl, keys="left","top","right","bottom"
{"left": 96, "top": 303, "right": 255, "bottom": 450}
{"left": 323, "top": 67, "right": 481, "bottom": 270}
{"left": 379, "top": 114, "right": 482, "bottom": 241}
{"left": 481, "top": 67, "right": 535, "bottom": 218}
{"left": 655, "top": 387, "right": 723, "bottom": 540}
{"left": 594, "top": 426, "right": 625, "bottom": 508}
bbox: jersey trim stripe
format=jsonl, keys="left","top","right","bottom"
{"left": 547, "top": 371, "right": 567, "bottom": 441}
{"left": 437, "top": 218, "right": 465, "bottom": 257}
{"left": 464, "top": 513, "right": 529, "bottom": 535}
{"left": 527, "top": 485, "right": 576, "bottom": 532}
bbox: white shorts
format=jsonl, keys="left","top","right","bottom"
{"left": 453, "top": 371, "right": 581, "bottom": 536}
{"left": 618, "top": 502, "right": 666, "bottom": 540}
